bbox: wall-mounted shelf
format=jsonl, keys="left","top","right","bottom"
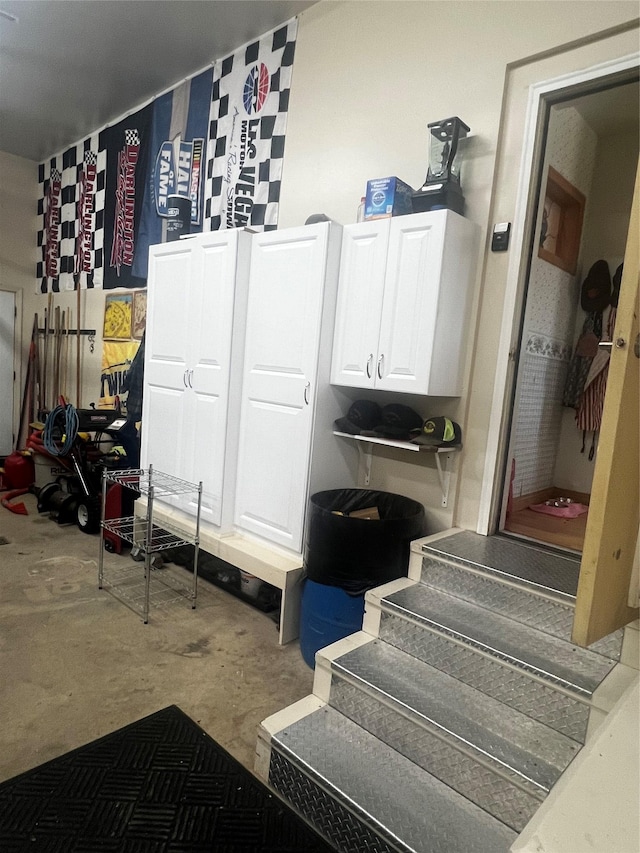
{"left": 333, "top": 430, "right": 461, "bottom": 508}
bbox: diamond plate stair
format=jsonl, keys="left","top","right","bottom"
{"left": 269, "top": 705, "right": 517, "bottom": 853}
{"left": 324, "top": 638, "right": 580, "bottom": 832}
{"left": 258, "top": 529, "right": 630, "bottom": 852}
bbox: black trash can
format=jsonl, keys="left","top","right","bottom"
{"left": 304, "top": 488, "right": 427, "bottom": 595}
{"left": 299, "top": 489, "right": 427, "bottom": 668}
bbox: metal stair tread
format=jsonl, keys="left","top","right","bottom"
{"left": 331, "top": 639, "right": 580, "bottom": 792}
{"left": 423, "top": 530, "right": 580, "bottom": 599}
{"left": 270, "top": 705, "right": 517, "bottom": 853}
{"left": 382, "top": 584, "right": 615, "bottom": 696}
{"left": 417, "top": 555, "right": 623, "bottom": 662}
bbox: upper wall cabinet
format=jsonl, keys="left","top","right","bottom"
{"left": 330, "top": 210, "right": 480, "bottom": 396}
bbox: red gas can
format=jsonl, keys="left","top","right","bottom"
{"left": 3, "top": 452, "right": 35, "bottom": 490}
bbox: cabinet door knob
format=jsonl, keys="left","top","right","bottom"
{"left": 188, "top": 369, "right": 194, "bottom": 388}
{"left": 377, "top": 354, "right": 384, "bottom": 379}
{"left": 183, "top": 370, "right": 188, "bottom": 388}
{"left": 304, "top": 381, "right": 311, "bottom": 405}
{"left": 366, "top": 353, "right": 373, "bottom": 379}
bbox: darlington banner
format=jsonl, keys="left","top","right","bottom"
{"left": 38, "top": 135, "right": 105, "bottom": 294}
{"left": 100, "top": 105, "right": 153, "bottom": 289}
{"left": 204, "top": 18, "right": 297, "bottom": 231}
{"left": 37, "top": 158, "right": 64, "bottom": 293}
{"left": 37, "top": 108, "right": 151, "bottom": 293}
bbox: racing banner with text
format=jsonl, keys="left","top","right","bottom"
{"left": 133, "top": 68, "right": 214, "bottom": 280}
{"left": 204, "top": 18, "right": 297, "bottom": 231}
{"left": 99, "top": 105, "right": 153, "bottom": 289}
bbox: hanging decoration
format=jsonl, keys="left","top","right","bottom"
{"left": 37, "top": 135, "right": 106, "bottom": 293}
{"left": 563, "top": 259, "right": 621, "bottom": 460}
{"left": 37, "top": 160, "right": 63, "bottom": 293}
{"left": 133, "top": 68, "right": 214, "bottom": 280}
{"left": 204, "top": 18, "right": 298, "bottom": 231}
{"left": 99, "top": 105, "right": 153, "bottom": 289}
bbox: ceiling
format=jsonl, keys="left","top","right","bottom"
{"left": 0, "top": 0, "right": 317, "bottom": 162}
{"left": 0, "top": 2, "right": 636, "bottom": 164}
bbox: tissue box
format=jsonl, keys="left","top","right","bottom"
{"left": 364, "top": 177, "right": 414, "bottom": 220}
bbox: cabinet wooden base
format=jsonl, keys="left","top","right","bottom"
{"left": 137, "top": 501, "right": 303, "bottom": 645}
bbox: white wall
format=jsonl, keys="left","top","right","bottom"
{"left": 0, "top": 152, "right": 35, "bottom": 442}
{"left": 280, "top": 2, "right": 638, "bottom": 229}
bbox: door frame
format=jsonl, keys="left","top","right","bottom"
{"left": 477, "top": 50, "right": 640, "bottom": 535}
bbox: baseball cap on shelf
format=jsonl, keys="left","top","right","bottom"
{"left": 334, "top": 400, "right": 382, "bottom": 435}
{"left": 412, "top": 416, "right": 462, "bottom": 447}
{"left": 373, "top": 404, "right": 423, "bottom": 441}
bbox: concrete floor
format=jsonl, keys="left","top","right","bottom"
{"left": 0, "top": 493, "right": 314, "bottom": 784}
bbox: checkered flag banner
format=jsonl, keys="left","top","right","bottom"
{"left": 37, "top": 163, "right": 64, "bottom": 293}
{"left": 204, "top": 18, "right": 298, "bottom": 231}
{"left": 37, "top": 136, "right": 106, "bottom": 292}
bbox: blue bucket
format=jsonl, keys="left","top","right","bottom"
{"left": 299, "top": 579, "right": 365, "bottom": 668}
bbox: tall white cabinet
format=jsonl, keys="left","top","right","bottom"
{"left": 330, "top": 210, "right": 480, "bottom": 396}
{"left": 141, "top": 229, "right": 251, "bottom": 533}
{"left": 233, "top": 221, "right": 355, "bottom": 553}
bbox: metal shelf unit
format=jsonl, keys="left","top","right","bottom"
{"left": 98, "top": 465, "right": 203, "bottom": 623}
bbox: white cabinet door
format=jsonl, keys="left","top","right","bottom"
{"left": 180, "top": 232, "right": 241, "bottom": 525}
{"left": 142, "top": 232, "right": 242, "bottom": 527}
{"left": 330, "top": 219, "right": 388, "bottom": 388}
{"left": 330, "top": 210, "right": 478, "bottom": 396}
{"left": 377, "top": 212, "right": 448, "bottom": 393}
{"left": 143, "top": 242, "right": 194, "bottom": 497}
{"left": 234, "top": 224, "right": 329, "bottom": 552}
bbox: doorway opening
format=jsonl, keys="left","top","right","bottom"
{"left": 499, "top": 77, "right": 639, "bottom": 554}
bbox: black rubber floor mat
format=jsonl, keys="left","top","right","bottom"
{"left": 0, "top": 705, "right": 337, "bottom": 852}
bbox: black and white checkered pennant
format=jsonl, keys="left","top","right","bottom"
{"left": 37, "top": 135, "right": 106, "bottom": 292}
{"left": 204, "top": 18, "right": 297, "bottom": 231}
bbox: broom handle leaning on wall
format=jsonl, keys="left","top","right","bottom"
{"left": 76, "top": 279, "right": 82, "bottom": 409}
{"left": 42, "top": 297, "right": 49, "bottom": 413}
{"left": 53, "top": 305, "right": 60, "bottom": 406}
{"left": 59, "top": 309, "right": 67, "bottom": 402}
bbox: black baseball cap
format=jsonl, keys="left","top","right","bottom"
{"left": 374, "top": 404, "right": 423, "bottom": 441}
{"left": 334, "top": 400, "right": 382, "bottom": 435}
{"left": 412, "top": 416, "right": 462, "bottom": 447}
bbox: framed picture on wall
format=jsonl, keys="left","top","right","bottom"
{"left": 132, "top": 290, "right": 147, "bottom": 340}
{"left": 103, "top": 293, "right": 133, "bottom": 340}
{"left": 538, "top": 166, "right": 586, "bottom": 275}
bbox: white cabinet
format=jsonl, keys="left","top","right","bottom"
{"left": 234, "top": 221, "right": 356, "bottom": 553}
{"left": 331, "top": 210, "right": 479, "bottom": 396}
{"left": 141, "top": 229, "right": 250, "bottom": 532}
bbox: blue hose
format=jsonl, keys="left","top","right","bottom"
{"left": 43, "top": 404, "right": 80, "bottom": 457}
